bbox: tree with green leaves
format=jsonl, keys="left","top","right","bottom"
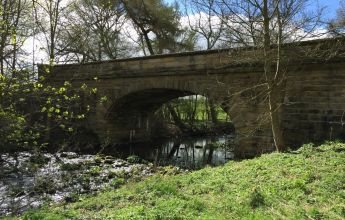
{"left": 121, "top": 0, "right": 187, "bottom": 55}
{"left": 0, "top": 0, "right": 33, "bottom": 75}
{"left": 0, "top": 0, "right": 104, "bottom": 153}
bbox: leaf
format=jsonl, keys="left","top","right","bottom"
{"left": 91, "top": 88, "right": 98, "bottom": 94}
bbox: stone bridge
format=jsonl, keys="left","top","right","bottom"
{"left": 43, "top": 38, "right": 345, "bottom": 157}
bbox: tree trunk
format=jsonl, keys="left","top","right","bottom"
{"left": 263, "top": 0, "right": 285, "bottom": 152}
{"left": 209, "top": 99, "right": 218, "bottom": 124}
{"left": 167, "top": 103, "right": 188, "bottom": 131}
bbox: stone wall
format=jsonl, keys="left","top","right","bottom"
{"left": 283, "top": 62, "right": 345, "bottom": 147}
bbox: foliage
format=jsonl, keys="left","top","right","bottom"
{"left": 158, "top": 96, "right": 228, "bottom": 124}
{"left": 126, "top": 155, "right": 142, "bottom": 164}
{"left": 0, "top": 0, "right": 34, "bottom": 75}
{"left": 0, "top": 70, "right": 96, "bottom": 153}
{"left": 88, "top": 166, "right": 102, "bottom": 176}
{"left": 110, "top": 178, "right": 125, "bottom": 189}
{"left": 122, "top": 0, "right": 190, "bottom": 55}
{"left": 33, "top": 175, "right": 57, "bottom": 194}
{"left": 17, "top": 142, "right": 345, "bottom": 219}
{"left": 29, "top": 154, "right": 50, "bottom": 166}
{"left": 0, "top": 108, "right": 29, "bottom": 151}
{"left": 205, "top": 141, "right": 221, "bottom": 149}
{"left": 60, "top": 163, "right": 82, "bottom": 171}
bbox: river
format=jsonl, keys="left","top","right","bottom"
{"left": 112, "top": 135, "right": 236, "bottom": 169}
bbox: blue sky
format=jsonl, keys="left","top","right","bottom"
{"left": 165, "top": 0, "right": 341, "bottom": 19}
{"left": 318, "top": 0, "right": 340, "bottom": 19}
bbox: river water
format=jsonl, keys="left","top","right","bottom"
{"left": 113, "top": 135, "right": 235, "bottom": 169}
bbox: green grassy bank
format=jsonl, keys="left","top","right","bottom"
{"left": 15, "top": 142, "right": 345, "bottom": 219}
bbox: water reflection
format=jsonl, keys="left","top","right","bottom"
{"left": 157, "top": 135, "right": 235, "bottom": 169}
{"left": 120, "top": 135, "right": 235, "bottom": 169}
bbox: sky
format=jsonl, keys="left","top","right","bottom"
{"left": 166, "top": 0, "right": 342, "bottom": 19}
{"left": 317, "top": 0, "right": 341, "bottom": 19}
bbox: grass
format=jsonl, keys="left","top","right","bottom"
{"left": 12, "top": 142, "right": 345, "bottom": 219}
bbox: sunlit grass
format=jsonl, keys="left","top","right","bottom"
{"left": 14, "top": 142, "right": 345, "bottom": 220}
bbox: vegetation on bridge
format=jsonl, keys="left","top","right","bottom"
{"left": 16, "top": 142, "right": 345, "bottom": 219}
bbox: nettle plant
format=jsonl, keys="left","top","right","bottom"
{"left": 0, "top": 69, "right": 98, "bottom": 153}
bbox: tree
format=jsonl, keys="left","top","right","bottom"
{"left": 0, "top": 0, "right": 33, "bottom": 75}
{"left": 121, "top": 0, "right": 183, "bottom": 55}
{"left": 121, "top": 0, "right": 196, "bottom": 130}
{"left": 329, "top": 0, "right": 345, "bottom": 36}
{"left": 183, "top": 0, "right": 226, "bottom": 50}
{"left": 207, "top": 0, "right": 325, "bottom": 151}
{"left": 33, "top": 0, "right": 69, "bottom": 64}
{"left": 57, "top": 0, "right": 133, "bottom": 63}
{"left": 0, "top": 0, "right": 101, "bottom": 153}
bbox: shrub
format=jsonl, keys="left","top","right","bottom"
{"left": 60, "top": 163, "right": 82, "bottom": 171}
{"left": 0, "top": 108, "right": 30, "bottom": 152}
{"left": 127, "top": 155, "right": 142, "bottom": 164}
{"left": 88, "top": 166, "right": 102, "bottom": 176}
{"left": 0, "top": 70, "right": 97, "bottom": 153}
{"left": 33, "top": 176, "right": 57, "bottom": 194}
{"left": 110, "top": 178, "right": 125, "bottom": 188}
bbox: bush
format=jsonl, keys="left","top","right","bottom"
{"left": 33, "top": 176, "right": 57, "bottom": 194}
{"left": 127, "top": 155, "right": 142, "bottom": 164}
{"left": 0, "top": 70, "right": 98, "bottom": 153}
{"left": 29, "top": 154, "right": 50, "bottom": 166}
{"left": 110, "top": 178, "right": 125, "bottom": 188}
{"left": 0, "top": 108, "right": 30, "bottom": 152}
{"left": 88, "top": 166, "right": 102, "bottom": 176}
{"left": 60, "top": 163, "right": 82, "bottom": 171}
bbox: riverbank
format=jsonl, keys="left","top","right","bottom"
{"left": 12, "top": 141, "right": 345, "bottom": 219}
{"left": 0, "top": 152, "right": 186, "bottom": 216}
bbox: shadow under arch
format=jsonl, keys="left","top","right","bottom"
{"left": 103, "top": 88, "right": 231, "bottom": 141}
{"left": 106, "top": 88, "right": 194, "bottom": 123}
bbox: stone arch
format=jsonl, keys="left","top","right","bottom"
{"left": 86, "top": 76, "right": 275, "bottom": 157}
{"left": 106, "top": 88, "right": 195, "bottom": 127}
{"left": 85, "top": 74, "right": 275, "bottom": 157}
{"left": 93, "top": 86, "right": 230, "bottom": 141}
